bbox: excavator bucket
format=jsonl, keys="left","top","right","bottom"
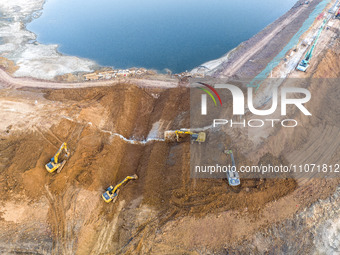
{"left": 164, "top": 130, "right": 177, "bottom": 142}
{"left": 130, "top": 174, "right": 138, "bottom": 180}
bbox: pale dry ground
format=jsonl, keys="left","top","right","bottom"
{"left": 219, "top": 5, "right": 307, "bottom": 77}
{"left": 0, "top": 68, "right": 178, "bottom": 90}
{"left": 0, "top": 90, "right": 64, "bottom": 133}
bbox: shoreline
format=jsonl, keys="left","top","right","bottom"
{"left": 0, "top": 0, "right": 98, "bottom": 80}
{"left": 192, "top": 0, "right": 324, "bottom": 78}
{"left": 0, "top": 0, "right": 307, "bottom": 82}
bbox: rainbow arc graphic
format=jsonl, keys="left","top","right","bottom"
{"left": 196, "top": 82, "right": 223, "bottom": 115}
{"left": 197, "top": 82, "right": 222, "bottom": 106}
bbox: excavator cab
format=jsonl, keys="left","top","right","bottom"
{"left": 191, "top": 133, "right": 199, "bottom": 141}
{"left": 190, "top": 132, "right": 206, "bottom": 143}
{"left": 297, "top": 59, "right": 309, "bottom": 72}
{"left": 227, "top": 169, "right": 241, "bottom": 186}
{"left": 45, "top": 142, "right": 70, "bottom": 173}
{"left": 102, "top": 187, "right": 120, "bottom": 203}
{"left": 102, "top": 174, "right": 138, "bottom": 203}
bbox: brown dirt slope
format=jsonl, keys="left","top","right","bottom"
{"left": 1, "top": 39, "right": 339, "bottom": 255}
{"left": 0, "top": 82, "right": 297, "bottom": 254}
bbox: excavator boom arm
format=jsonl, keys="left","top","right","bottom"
{"left": 112, "top": 175, "right": 138, "bottom": 194}
{"left": 53, "top": 142, "right": 69, "bottom": 163}
{"left": 175, "top": 130, "right": 193, "bottom": 135}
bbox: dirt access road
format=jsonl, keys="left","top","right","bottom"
{"left": 219, "top": 5, "right": 307, "bottom": 77}
{"left": 0, "top": 68, "right": 178, "bottom": 90}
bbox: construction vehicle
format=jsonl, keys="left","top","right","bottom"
{"left": 45, "top": 142, "right": 70, "bottom": 173}
{"left": 336, "top": 7, "right": 340, "bottom": 19}
{"left": 297, "top": 19, "right": 326, "bottom": 72}
{"left": 102, "top": 174, "right": 138, "bottom": 203}
{"left": 164, "top": 129, "right": 206, "bottom": 143}
{"left": 224, "top": 149, "right": 240, "bottom": 186}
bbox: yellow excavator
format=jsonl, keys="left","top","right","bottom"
{"left": 102, "top": 174, "right": 138, "bottom": 203}
{"left": 164, "top": 129, "right": 206, "bottom": 143}
{"left": 45, "top": 142, "right": 70, "bottom": 173}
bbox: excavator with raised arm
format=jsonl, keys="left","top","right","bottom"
{"left": 102, "top": 174, "right": 138, "bottom": 203}
{"left": 164, "top": 129, "right": 206, "bottom": 143}
{"left": 297, "top": 19, "right": 326, "bottom": 72}
{"left": 45, "top": 142, "right": 70, "bottom": 173}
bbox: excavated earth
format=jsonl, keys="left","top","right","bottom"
{"left": 1, "top": 17, "right": 340, "bottom": 255}
{"left": 0, "top": 81, "right": 300, "bottom": 254}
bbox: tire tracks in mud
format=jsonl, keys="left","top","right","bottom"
{"left": 114, "top": 208, "right": 179, "bottom": 255}
{"left": 33, "top": 126, "right": 61, "bottom": 149}
{"left": 34, "top": 121, "right": 89, "bottom": 254}
{"left": 31, "top": 89, "right": 186, "bottom": 254}
{"left": 0, "top": 68, "right": 178, "bottom": 90}
{"left": 44, "top": 184, "right": 81, "bottom": 254}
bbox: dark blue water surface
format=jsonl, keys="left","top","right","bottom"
{"left": 28, "top": 0, "right": 297, "bottom": 73}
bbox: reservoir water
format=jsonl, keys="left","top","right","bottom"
{"left": 28, "top": 0, "right": 297, "bottom": 73}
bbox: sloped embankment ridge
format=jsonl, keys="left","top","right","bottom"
{"left": 0, "top": 19, "right": 340, "bottom": 255}
{"left": 0, "top": 82, "right": 298, "bottom": 254}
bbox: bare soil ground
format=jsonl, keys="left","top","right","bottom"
{"left": 1, "top": 2, "right": 340, "bottom": 254}
{"left": 1, "top": 39, "right": 339, "bottom": 253}
{"left": 0, "top": 83, "right": 299, "bottom": 254}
